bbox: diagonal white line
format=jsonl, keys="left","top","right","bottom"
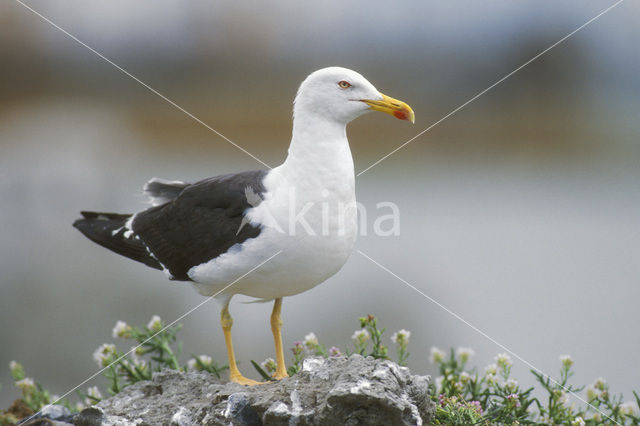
{"left": 356, "top": 249, "right": 621, "bottom": 425}
{"left": 356, "top": 0, "right": 626, "bottom": 177}
{"left": 23, "top": 250, "right": 282, "bottom": 424}
{"left": 12, "top": 0, "right": 273, "bottom": 170}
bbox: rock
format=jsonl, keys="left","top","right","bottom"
{"left": 73, "top": 407, "right": 103, "bottom": 426}
{"left": 75, "top": 355, "right": 434, "bottom": 425}
{"left": 18, "top": 404, "right": 75, "bottom": 426}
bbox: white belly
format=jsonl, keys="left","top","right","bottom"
{"left": 188, "top": 162, "right": 357, "bottom": 300}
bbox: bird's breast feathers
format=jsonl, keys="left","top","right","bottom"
{"left": 188, "top": 167, "right": 357, "bottom": 298}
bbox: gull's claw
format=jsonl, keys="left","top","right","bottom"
{"left": 272, "top": 371, "right": 289, "bottom": 381}
{"left": 230, "top": 373, "right": 264, "bottom": 386}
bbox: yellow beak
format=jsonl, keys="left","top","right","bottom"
{"left": 361, "top": 93, "right": 415, "bottom": 123}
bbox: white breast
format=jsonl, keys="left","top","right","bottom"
{"left": 188, "top": 134, "right": 357, "bottom": 300}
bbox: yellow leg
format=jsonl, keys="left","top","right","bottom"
{"left": 221, "top": 303, "right": 262, "bottom": 386}
{"left": 270, "top": 298, "right": 289, "bottom": 380}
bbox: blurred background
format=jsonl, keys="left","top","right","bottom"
{"left": 1, "top": 0, "right": 639, "bottom": 409}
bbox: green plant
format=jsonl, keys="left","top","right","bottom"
{"left": 391, "top": 329, "right": 410, "bottom": 366}
{"left": 430, "top": 348, "right": 535, "bottom": 425}
{"left": 429, "top": 347, "right": 640, "bottom": 425}
{"left": 90, "top": 316, "right": 227, "bottom": 397}
{"left": 255, "top": 314, "right": 408, "bottom": 378}
{"left": 6, "top": 361, "right": 56, "bottom": 413}
{"left": 356, "top": 314, "right": 389, "bottom": 359}
{"left": 0, "top": 361, "right": 73, "bottom": 424}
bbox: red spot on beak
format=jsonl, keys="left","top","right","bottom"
{"left": 393, "top": 110, "right": 407, "bottom": 120}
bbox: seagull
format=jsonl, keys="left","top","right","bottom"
{"left": 73, "top": 67, "right": 414, "bottom": 385}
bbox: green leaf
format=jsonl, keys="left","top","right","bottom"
{"left": 251, "top": 360, "right": 274, "bottom": 382}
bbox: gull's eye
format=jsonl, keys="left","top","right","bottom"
{"left": 338, "top": 80, "right": 351, "bottom": 89}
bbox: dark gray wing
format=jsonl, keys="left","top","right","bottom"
{"left": 131, "top": 170, "right": 267, "bottom": 281}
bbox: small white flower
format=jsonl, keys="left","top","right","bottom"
{"left": 429, "top": 347, "right": 445, "bottom": 364}
{"left": 260, "top": 358, "right": 276, "bottom": 374}
{"left": 303, "top": 332, "right": 318, "bottom": 348}
{"left": 495, "top": 353, "right": 513, "bottom": 368}
{"left": 390, "top": 329, "right": 411, "bottom": 344}
{"left": 456, "top": 347, "right": 475, "bottom": 363}
{"left": 75, "top": 401, "right": 85, "bottom": 412}
{"left": 620, "top": 401, "right": 638, "bottom": 415}
{"left": 558, "top": 391, "right": 570, "bottom": 407}
{"left": 351, "top": 329, "right": 370, "bottom": 342}
{"left": 187, "top": 359, "right": 197, "bottom": 371}
{"left": 147, "top": 315, "right": 162, "bottom": 331}
{"left": 188, "top": 355, "right": 212, "bottom": 371}
{"left": 112, "top": 320, "right": 131, "bottom": 339}
{"left": 592, "top": 377, "right": 607, "bottom": 390}
{"left": 484, "top": 363, "right": 498, "bottom": 376}
{"left": 591, "top": 412, "right": 602, "bottom": 421}
{"left": 459, "top": 371, "right": 471, "bottom": 384}
{"left": 559, "top": 354, "right": 574, "bottom": 368}
{"left": 50, "top": 394, "right": 61, "bottom": 403}
{"left": 87, "top": 386, "right": 102, "bottom": 400}
{"left": 9, "top": 360, "right": 23, "bottom": 378}
{"left": 586, "top": 385, "right": 600, "bottom": 402}
{"left": 571, "top": 416, "right": 586, "bottom": 426}
{"left": 587, "top": 377, "right": 608, "bottom": 401}
{"left": 92, "top": 343, "right": 116, "bottom": 367}
{"left": 505, "top": 378, "right": 518, "bottom": 391}
{"left": 485, "top": 373, "right": 497, "bottom": 386}
{"left": 15, "top": 377, "right": 35, "bottom": 391}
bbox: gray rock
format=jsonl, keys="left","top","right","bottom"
{"left": 77, "top": 355, "right": 434, "bottom": 425}
{"left": 73, "top": 407, "right": 103, "bottom": 426}
{"left": 18, "top": 404, "right": 75, "bottom": 425}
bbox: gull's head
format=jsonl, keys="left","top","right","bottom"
{"left": 294, "top": 67, "right": 415, "bottom": 125}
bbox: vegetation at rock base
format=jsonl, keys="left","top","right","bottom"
{"left": 428, "top": 348, "right": 639, "bottom": 425}
{"left": 2, "top": 314, "right": 639, "bottom": 425}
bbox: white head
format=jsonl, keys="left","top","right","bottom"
{"left": 293, "top": 67, "right": 414, "bottom": 126}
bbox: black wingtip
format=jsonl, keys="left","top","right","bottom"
{"left": 78, "top": 211, "right": 131, "bottom": 220}
{"left": 72, "top": 211, "right": 163, "bottom": 271}
{"left": 80, "top": 211, "right": 96, "bottom": 219}
{"left": 73, "top": 212, "right": 101, "bottom": 230}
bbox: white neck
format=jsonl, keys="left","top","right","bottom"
{"left": 282, "top": 111, "right": 354, "bottom": 179}
{"left": 254, "top": 108, "right": 358, "bottom": 242}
